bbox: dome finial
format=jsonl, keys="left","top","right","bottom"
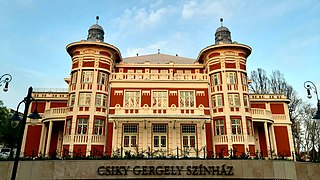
{"left": 96, "top": 16, "right": 99, "bottom": 24}
{"left": 220, "top": 18, "right": 223, "bottom": 27}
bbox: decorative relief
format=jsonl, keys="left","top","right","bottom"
{"left": 196, "top": 91, "right": 205, "bottom": 96}
{"left": 169, "top": 91, "right": 177, "bottom": 96}
{"left": 224, "top": 51, "right": 235, "bottom": 56}
{"left": 114, "top": 90, "right": 123, "bottom": 95}
{"left": 142, "top": 90, "right": 150, "bottom": 96}
{"left": 83, "top": 49, "right": 96, "bottom": 54}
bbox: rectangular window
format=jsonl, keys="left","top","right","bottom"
{"left": 212, "top": 73, "right": 221, "bottom": 85}
{"left": 231, "top": 118, "right": 242, "bottom": 135}
{"left": 123, "top": 124, "right": 138, "bottom": 133}
{"left": 96, "top": 94, "right": 107, "bottom": 107}
{"left": 179, "top": 91, "right": 195, "bottom": 108}
{"left": 98, "top": 72, "right": 107, "bottom": 85}
{"left": 181, "top": 125, "right": 196, "bottom": 148}
{"left": 79, "top": 93, "right": 91, "bottom": 106}
{"left": 152, "top": 91, "right": 168, "bottom": 107}
{"left": 228, "top": 94, "right": 240, "bottom": 106}
{"left": 65, "top": 119, "right": 72, "bottom": 135}
{"left": 226, "top": 72, "right": 237, "bottom": 84}
{"left": 215, "top": 119, "right": 225, "bottom": 135}
{"left": 243, "top": 95, "right": 249, "bottom": 107}
{"left": 212, "top": 94, "right": 223, "bottom": 107}
{"left": 154, "top": 136, "right": 159, "bottom": 147}
{"left": 71, "top": 72, "right": 77, "bottom": 84}
{"left": 94, "top": 119, "right": 104, "bottom": 135}
{"left": 123, "top": 124, "right": 138, "bottom": 148}
{"left": 82, "top": 71, "right": 93, "bottom": 83}
{"left": 77, "top": 118, "right": 88, "bottom": 134}
{"left": 153, "top": 124, "right": 167, "bottom": 148}
{"left": 247, "top": 120, "right": 252, "bottom": 135}
{"left": 161, "top": 136, "right": 166, "bottom": 147}
{"left": 124, "top": 136, "right": 129, "bottom": 147}
{"left": 241, "top": 73, "right": 247, "bottom": 85}
{"left": 136, "top": 69, "right": 143, "bottom": 79}
{"left": 69, "top": 94, "right": 75, "bottom": 106}
{"left": 124, "top": 91, "right": 140, "bottom": 107}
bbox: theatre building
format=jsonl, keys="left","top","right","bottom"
{"left": 20, "top": 19, "right": 294, "bottom": 160}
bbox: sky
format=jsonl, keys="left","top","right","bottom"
{"left": 0, "top": 0, "right": 319, "bottom": 110}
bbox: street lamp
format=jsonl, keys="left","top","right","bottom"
{"left": 0, "top": 73, "right": 12, "bottom": 92}
{"left": 304, "top": 81, "right": 320, "bottom": 120}
{"left": 10, "top": 86, "right": 41, "bottom": 180}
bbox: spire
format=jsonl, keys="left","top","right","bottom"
{"left": 87, "top": 16, "right": 105, "bottom": 42}
{"left": 215, "top": 18, "right": 232, "bottom": 44}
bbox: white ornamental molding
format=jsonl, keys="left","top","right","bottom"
{"left": 196, "top": 91, "right": 205, "bottom": 96}
{"left": 169, "top": 91, "right": 177, "bottom": 96}
{"left": 114, "top": 90, "right": 123, "bottom": 95}
{"left": 142, "top": 90, "right": 150, "bottom": 96}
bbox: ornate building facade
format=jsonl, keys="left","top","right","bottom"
{"left": 21, "top": 19, "right": 294, "bottom": 159}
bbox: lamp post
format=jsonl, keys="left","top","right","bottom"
{"left": 0, "top": 73, "right": 12, "bottom": 92}
{"left": 10, "top": 87, "right": 41, "bottom": 180}
{"left": 304, "top": 81, "right": 320, "bottom": 162}
{"left": 304, "top": 81, "right": 320, "bottom": 120}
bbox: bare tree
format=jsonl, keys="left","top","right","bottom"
{"left": 270, "top": 70, "right": 287, "bottom": 95}
{"left": 249, "top": 68, "right": 270, "bottom": 94}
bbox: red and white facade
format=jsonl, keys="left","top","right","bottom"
{"left": 21, "top": 21, "right": 294, "bottom": 159}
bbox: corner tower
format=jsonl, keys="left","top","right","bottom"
{"left": 63, "top": 17, "right": 122, "bottom": 157}
{"left": 197, "top": 19, "right": 253, "bottom": 157}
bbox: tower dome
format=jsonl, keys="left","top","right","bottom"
{"left": 215, "top": 18, "right": 232, "bottom": 44}
{"left": 87, "top": 16, "right": 105, "bottom": 42}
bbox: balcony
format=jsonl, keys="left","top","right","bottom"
{"left": 63, "top": 135, "right": 106, "bottom": 144}
{"left": 112, "top": 105, "right": 207, "bottom": 118}
{"left": 111, "top": 73, "right": 208, "bottom": 81}
{"left": 43, "top": 107, "right": 67, "bottom": 120}
{"left": 251, "top": 108, "right": 273, "bottom": 122}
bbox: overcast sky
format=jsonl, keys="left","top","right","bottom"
{"left": 0, "top": 0, "right": 319, "bottom": 110}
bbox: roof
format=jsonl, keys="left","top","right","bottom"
{"left": 123, "top": 53, "right": 196, "bottom": 64}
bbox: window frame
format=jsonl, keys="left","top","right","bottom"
{"left": 152, "top": 90, "right": 168, "bottom": 108}
{"left": 179, "top": 90, "right": 195, "bottom": 108}
{"left": 226, "top": 72, "right": 237, "bottom": 85}
{"left": 81, "top": 71, "right": 93, "bottom": 84}
{"left": 228, "top": 93, "right": 240, "bottom": 106}
{"left": 215, "top": 119, "right": 225, "bottom": 135}
{"left": 231, "top": 118, "right": 242, "bottom": 135}
{"left": 78, "top": 93, "right": 91, "bottom": 106}
{"left": 94, "top": 119, "right": 104, "bottom": 135}
{"left": 124, "top": 90, "right": 141, "bottom": 108}
{"left": 77, "top": 118, "right": 88, "bottom": 135}
{"left": 212, "top": 73, "right": 221, "bottom": 86}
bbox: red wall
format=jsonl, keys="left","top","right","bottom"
{"left": 270, "top": 103, "right": 285, "bottom": 114}
{"left": 31, "top": 101, "right": 46, "bottom": 113}
{"left": 249, "top": 145, "right": 255, "bottom": 156}
{"left": 24, "top": 125, "right": 42, "bottom": 156}
{"left": 50, "top": 102, "right": 67, "bottom": 108}
{"left": 205, "top": 123, "right": 213, "bottom": 157}
{"left": 251, "top": 103, "right": 266, "bottom": 109}
{"left": 232, "top": 144, "right": 245, "bottom": 156}
{"left": 62, "top": 145, "right": 69, "bottom": 157}
{"left": 91, "top": 145, "right": 104, "bottom": 157}
{"left": 258, "top": 126, "right": 268, "bottom": 157}
{"left": 73, "top": 145, "right": 87, "bottom": 157}
{"left": 215, "top": 145, "right": 228, "bottom": 157}
{"left": 274, "top": 126, "right": 291, "bottom": 157}
{"left": 106, "top": 122, "right": 113, "bottom": 156}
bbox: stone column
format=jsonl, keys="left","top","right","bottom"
{"left": 45, "top": 121, "right": 53, "bottom": 157}
{"left": 264, "top": 122, "right": 270, "bottom": 158}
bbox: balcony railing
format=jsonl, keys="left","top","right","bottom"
{"left": 113, "top": 106, "right": 206, "bottom": 116}
{"left": 251, "top": 108, "right": 273, "bottom": 121}
{"left": 43, "top": 107, "right": 67, "bottom": 120}
{"left": 111, "top": 73, "right": 208, "bottom": 81}
{"left": 63, "top": 135, "right": 106, "bottom": 144}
